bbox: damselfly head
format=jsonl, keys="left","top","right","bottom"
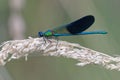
{"left": 38, "top": 32, "right": 44, "bottom": 37}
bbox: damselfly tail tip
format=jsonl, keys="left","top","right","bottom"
{"left": 100, "top": 31, "right": 108, "bottom": 34}
{"left": 92, "top": 30, "right": 108, "bottom": 34}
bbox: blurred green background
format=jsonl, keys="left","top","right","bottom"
{"left": 0, "top": 0, "right": 120, "bottom": 80}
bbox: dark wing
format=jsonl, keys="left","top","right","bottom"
{"left": 53, "top": 15, "right": 95, "bottom": 34}
{"left": 66, "top": 15, "right": 95, "bottom": 34}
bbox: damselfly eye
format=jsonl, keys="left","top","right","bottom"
{"left": 38, "top": 32, "right": 44, "bottom": 37}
